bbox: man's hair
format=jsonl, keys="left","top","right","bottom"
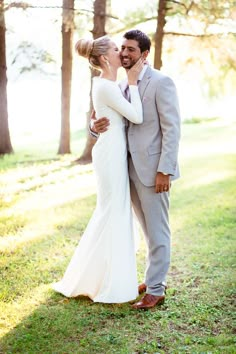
{"left": 123, "top": 30, "right": 151, "bottom": 53}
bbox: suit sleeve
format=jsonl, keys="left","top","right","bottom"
{"left": 155, "top": 76, "right": 181, "bottom": 175}
{"left": 96, "top": 83, "right": 143, "bottom": 124}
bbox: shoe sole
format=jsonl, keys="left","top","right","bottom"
{"left": 132, "top": 298, "right": 165, "bottom": 310}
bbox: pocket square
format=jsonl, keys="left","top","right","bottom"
{"left": 142, "top": 96, "right": 150, "bottom": 103}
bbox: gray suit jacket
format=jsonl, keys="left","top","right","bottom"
{"left": 121, "top": 66, "right": 181, "bottom": 187}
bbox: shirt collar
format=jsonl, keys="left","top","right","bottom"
{"left": 138, "top": 64, "right": 148, "bottom": 81}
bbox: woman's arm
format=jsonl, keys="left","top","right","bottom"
{"left": 97, "top": 83, "right": 143, "bottom": 124}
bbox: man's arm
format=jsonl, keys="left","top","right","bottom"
{"left": 93, "top": 117, "right": 110, "bottom": 133}
{"left": 155, "top": 76, "right": 181, "bottom": 193}
{"left": 156, "top": 76, "right": 181, "bottom": 176}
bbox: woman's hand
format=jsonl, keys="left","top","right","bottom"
{"left": 127, "top": 58, "right": 144, "bottom": 86}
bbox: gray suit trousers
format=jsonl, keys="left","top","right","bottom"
{"left": 129, "top": 157, "right": 170, "bottom": 296}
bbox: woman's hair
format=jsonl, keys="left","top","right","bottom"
{"left": 75, "top": 36, "right": 111, "bottom": 70}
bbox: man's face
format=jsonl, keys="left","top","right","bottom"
{"left": 120, "top": 39, "right": 142, "bottom": 69}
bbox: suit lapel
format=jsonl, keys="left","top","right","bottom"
{"left": 139, "top": 66, "right": 152, "bottom": 99}
{"left": 120, "top": 65, "right": 152, "bottom": 99}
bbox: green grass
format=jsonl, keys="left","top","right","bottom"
{"left": 183, "top": 116, "right": 219, "bottom": 124}
{"left": 0, "top": 119, "right": 235, "bottom": 353}
{"left": 0, "top": 128, "right": 86, "bottom": 171}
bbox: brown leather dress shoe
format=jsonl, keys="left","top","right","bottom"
{"left": 132, "top": 294, "right": 165, "bottom": 310}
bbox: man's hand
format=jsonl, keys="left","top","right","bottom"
{"left": 93, "top": 117, "right": 110, "bottom": 134}
{"left": 155, "top": 172, "right": 171, "bottom": 193}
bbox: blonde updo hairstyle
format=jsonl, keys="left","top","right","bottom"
{"left": 75, "top": 36, "right": 111, "bottom": 70}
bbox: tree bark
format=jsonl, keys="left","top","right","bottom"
{"left": 75, "top": 0, "right": 106, "bottom": 164}
{"left": 58, "top": 0, "right": 74, "bottom": 154}
{"left": 154, "top": 0, "right": 167, "bottom": 70}
{"left": 0, "top": 0, "right": 13, "bottom": 155}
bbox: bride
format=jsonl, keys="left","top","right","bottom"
{"left": 53, "top": 36, "right": 143, "bottom": 303}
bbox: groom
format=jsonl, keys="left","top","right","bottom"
{"left": 92, "top": 30, "right": 181, "bottom": 309}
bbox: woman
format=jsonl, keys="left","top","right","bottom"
{"left": 53, "top": 36, "right": 143, "bottom": 303}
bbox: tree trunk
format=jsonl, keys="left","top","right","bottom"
{"left": 75, "top": 0, "right": 106, "bottom": 164}
{"left": 58, "top": 0, "right": 74, "bottom": 154}
{"left": 154, "top": 0, "right": 167, "bottom": 70}
{"left": 0, "top": 0, "right": 13, "bottom": 155}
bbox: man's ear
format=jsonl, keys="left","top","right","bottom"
{"left": 142, "top": 50, "right": 149, "bottom": 59}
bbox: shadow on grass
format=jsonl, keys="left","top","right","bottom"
{"left": 1, "top": 164, "right": 236, "bottom": 353}
{"left": 0, "top": 291, "right": 171, "bottom": 353}
{"left": 1, "top": 282, "right": 235, "bottom": 353}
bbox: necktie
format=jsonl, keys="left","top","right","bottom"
{"left": 124, "top": 85, "right": 130, "bottom": 102}
{"left": 124, "top": 80, "right": 140, "bottom": 102}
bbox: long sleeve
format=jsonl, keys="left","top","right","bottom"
{"left": 155, "top": 76, "right": 181, "bottom": 175}
{"left": 94, "top": 80, "right": 143, "bottom": 124}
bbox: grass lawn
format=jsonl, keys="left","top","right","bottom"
{"left": 0, "top": 119, "right": 235, "bottom": 353}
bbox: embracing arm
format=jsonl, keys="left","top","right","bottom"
{"left": 156, "top": 76, "right": 181, "bottom": 176}
{"left": 89, "top": 109, "right": 100, "bottom": 138}
{"left": 92, "top": 58, "right": 144, "bottom": 131}
{"left": 96, "top": 83, "right": 143, "bottom": 124}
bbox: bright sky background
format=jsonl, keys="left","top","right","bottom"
{"left": 4, "top": 0, "right": 236, "bottom": 141}
{"left": 111, "top": 0, "right": 150, "bottom": 16}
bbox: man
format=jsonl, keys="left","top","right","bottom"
{"left": 91, "top": 30, "right": 181, "bottom": 309}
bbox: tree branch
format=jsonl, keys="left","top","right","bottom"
{"left": 4, "top": 2, "right": 118, "bottom": 19}
{"left": 165, "top": 31, "right": 236, "bottom": 37}
{"left": 111, "top": 17, "right": 236, "bottom": 38}
{"left": 166, "top": 0, "right": 187, "bottom": 10}
{"left": 4, "top": 1, "right": 29, "bottom": 11}
{"left": 109, "top": 17, "right": 157, "bottom": 35}
{"left": 166, "top": 0, "right": 195, "bottom": 15}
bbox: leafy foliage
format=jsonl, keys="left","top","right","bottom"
{"left": 10, "top": 41, "right": 56, "bottom": 76}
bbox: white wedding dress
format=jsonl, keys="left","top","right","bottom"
{"left": 53, "top": 77, "right": 143, "bottom": 303}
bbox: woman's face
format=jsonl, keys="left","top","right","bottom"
{"left": 106, "top": 41, "right": 121, "bottom": 69}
